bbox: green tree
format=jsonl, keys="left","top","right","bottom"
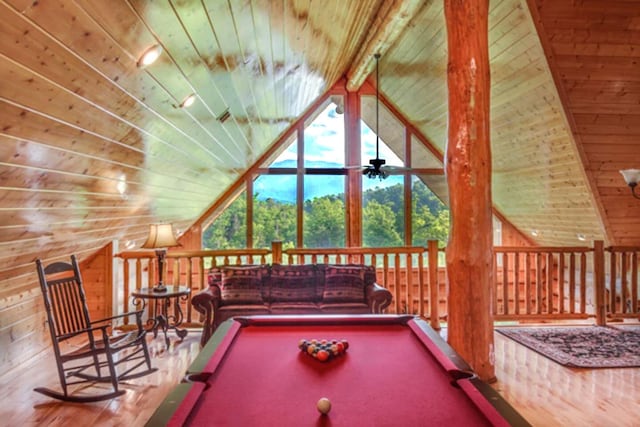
{"left": 202, "top": 193, "right": 247, "bottom": 249}
{"left": 363, "top": 183, "right": 404, "bottom": 240}
{"left": 253, "top": 197, "right": 296, "bottom": 248}
{"left": 203, "top": 177, "right": 449, "bottom": 250}
{"left": 363, "top": 200, "right": 403, "bottom": 247}
{"left": 304, "top": 196, "right": 345, "bottom": 247}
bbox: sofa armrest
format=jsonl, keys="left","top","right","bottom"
{"left": 365, "top": 282, "right": 392, "bottom": 313}
{"left": 191, "top": 286, "right": 222, "bottom": 347}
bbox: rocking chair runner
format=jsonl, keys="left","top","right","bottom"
{"left": 35, "top": 255, "right": 157, "bottom": 402}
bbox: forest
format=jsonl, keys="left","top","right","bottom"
{"left": 202, "top": 181, "right": 449, "bottom": 250}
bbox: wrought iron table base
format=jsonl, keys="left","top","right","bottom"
{"left": 132, "top": 286, "right": 191, "bottom": 347}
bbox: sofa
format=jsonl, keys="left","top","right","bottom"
{"left": 191, "top": 263, "right": 393, "bottom": 346}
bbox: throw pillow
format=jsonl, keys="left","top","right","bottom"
{"left": 269, "top": 264, "right": 318, "bottom": 302}
{"left": 220, "top": 266, "right": 265, "bottom": 305}
{"left": 340, "top": 263, "right": 377, "bottom": 286}
{"left": 322, "top": 265, "right": 366, "bottom": 303}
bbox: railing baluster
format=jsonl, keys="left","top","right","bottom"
{"left": 546, "top": 252, "right": 554, "bottom": 314}
{"left": 513, "top": 252, "right": 520, "bottom": 315}
{"left": 502, "top": 252, "right": 509, "bottom": 315}
{"left": 632, "top": 252, "right": 638, "bottom": 313}
{"left": 621, "top": 252, "right": 628, "bottom": 314}
{"left": 558, "top": 252, "right": 565, "bottom": 314}
{"left": 427, "top": 240, "right": 438, "bottom": 327}
{"left": 536, "top": 253, "right": 543, "bottom": 314}
{"left": 525, "top": 252, "right": 531, "bottom": 315}
{"left": 123, "top": 259, "right": 130, "bottom": 325}
{"left": 405, "top": 254, "right": 413, "bottom": 314}
{"left": 569, "top": 253, "right": 576, "bottom": 314}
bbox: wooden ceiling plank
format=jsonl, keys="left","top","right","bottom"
{"left": 0, "top": 135, "right": 221, "bottom": 195}
{"left": 11, "top": 0, "right": 247, "bottom": 170}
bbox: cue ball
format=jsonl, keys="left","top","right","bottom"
{"left": 317, "top": 397, "right": 331, "bottom": 415}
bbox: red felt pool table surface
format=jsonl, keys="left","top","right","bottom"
{"left": 147, "top": 315, "right": 529, "bottom": 427}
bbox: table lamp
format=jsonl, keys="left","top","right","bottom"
{"left": 141, "top": 223, "right": 180, "bottom": 292}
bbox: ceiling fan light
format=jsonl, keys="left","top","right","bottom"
{"left": 137, "top": 44, "right": 163, "bottom": 68}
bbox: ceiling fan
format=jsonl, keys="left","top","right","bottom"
{"left": 362, "top": 53, "right": 391, "bottom": 180}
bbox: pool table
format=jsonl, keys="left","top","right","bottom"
{"left": 146, "top": 315, "right": 529, "bottom": 426}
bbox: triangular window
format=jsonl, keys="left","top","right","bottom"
{"left": 202, "top": 82, "right": 451, "bottom": 251}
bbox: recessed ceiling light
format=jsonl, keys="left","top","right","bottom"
{"left": 180, "top": 93, "right": 197, "bottom": 108}
{"left": 577, "top": 233, "right": 586, "bottom": 241}
{"left": 531, "top": 229, "right": 539, "bottom": 237}
{"left": 137, "top": 44, "right": 162, "bottom": 68}
{"left": 116, "top": 173, "right": 127, "bottom": 195}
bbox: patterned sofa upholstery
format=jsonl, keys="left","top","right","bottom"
{"left": 191, "top": 264, "right": 393, "bottom": 346}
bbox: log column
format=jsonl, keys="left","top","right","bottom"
{"left": 444, "top": 0, "right": 495, "bottom": 382}
{"left": 345, "top": 89, "right": 362, "bottom": 247}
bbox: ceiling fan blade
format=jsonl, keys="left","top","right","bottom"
{"left": 381, "top": 165, "right": 410, "bottom": 171}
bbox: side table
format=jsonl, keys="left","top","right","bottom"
{"left": 132, "top": 285, "right": 191, "bottom": 346}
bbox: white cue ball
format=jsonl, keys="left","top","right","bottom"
{"left": 317, "top": 397, "right": 332, "bottom": 415}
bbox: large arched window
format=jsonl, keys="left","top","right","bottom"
{"left": 202, "top": 82, "right": 449, "bottom": 250}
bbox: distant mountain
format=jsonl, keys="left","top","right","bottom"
{"left": 255, "top": 161, "right": 345, "bottom": 203}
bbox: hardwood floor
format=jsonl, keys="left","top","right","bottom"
{"left": 0, "top": 331, "right": 202, "bottom": 427}
{"left": 2, "top": 326, "right": 639, "bottom": 426}
{"left": 492, "top": 327, "right": 640, "bottom": 426}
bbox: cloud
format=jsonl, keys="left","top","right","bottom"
{"left": 260, "top": 102, "right": 403, "bottom": 201}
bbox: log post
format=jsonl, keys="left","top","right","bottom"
{"left": 271, "top": 240, "right": 283, "bottom": 265}
{"left": 345, "top": 90, "right": 362, "bottom": 247}
{"left": 444, "top": 0, "right": 495, "bottom": 382}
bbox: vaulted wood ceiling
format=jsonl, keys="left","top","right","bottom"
{"left": 2, "top": 0, "right": 639, "bottom": 292}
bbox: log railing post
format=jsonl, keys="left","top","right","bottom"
{"left": 444, "top": 0, "right": 494, "bottom": 382}
{"left": 272, "top": 241, "right": 283, "bottom": 265}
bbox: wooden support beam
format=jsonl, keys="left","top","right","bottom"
{"left": 444, "top": 0, "right": 495, "bottom": 382}
{"left": 346, "top": 0, "right": 425, "bottom": 92}
{"left": 345, "top": 89, "right": 362, "bottom": 247}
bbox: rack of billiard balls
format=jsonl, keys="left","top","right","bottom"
{"left": 298, "top": 338, "right": 349, "bottom": 362}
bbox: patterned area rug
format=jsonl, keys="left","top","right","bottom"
{"left": 496, "top": 325, "right": 640, "bottom": 368}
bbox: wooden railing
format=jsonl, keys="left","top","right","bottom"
{"left": 115, "top": 240, "right": 640, "bottom": 329}
{"left": 493, "top": 246, "right": 591, "bottom": 321}
{"left": 605, "top": 246, "right": 640, "bottom": 320}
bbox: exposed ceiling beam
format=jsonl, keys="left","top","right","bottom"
{"left": 346, "top": 0, "right": 426, "bottom": 92}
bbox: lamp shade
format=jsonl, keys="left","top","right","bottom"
{"left": 141, "top": 223, "right": 179, "bottom": 249}
{"left": 620, "top": 169, "right": 640, "bottom": 185}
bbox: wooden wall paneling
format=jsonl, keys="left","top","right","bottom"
{"left": 1, "top": 0, "right": 244, "bottom": 180}
{"left": 80, "top": 242, "right": 113, "bottom": 320}
{"left": 0, "top": 280, "right": 49, "bottom": 376}
{"left": 529, "top": 0, "right": 640, "bottom": 246}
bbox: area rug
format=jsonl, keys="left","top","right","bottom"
{"left": 496, "top": 326, "right": 640, "bottom": 368}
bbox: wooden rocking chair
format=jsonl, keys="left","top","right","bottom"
{"left": 35, "top": 255, "right": 157, "bottom": 402}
